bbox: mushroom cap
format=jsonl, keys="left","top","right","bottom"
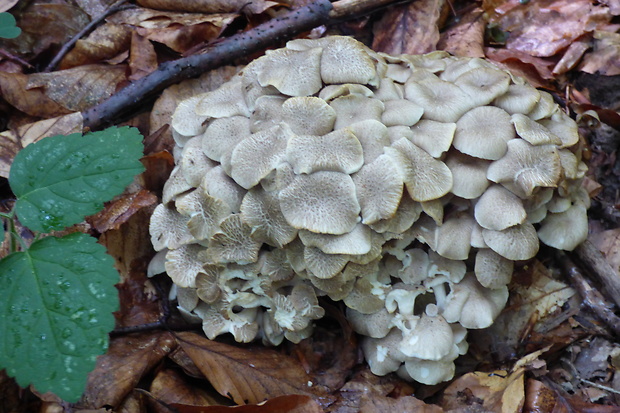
{"left": 202, "top": 166, "right": 245, "bottom": 213}
{"left": 239, "top": 186, "right": 298, "bottom": 248}
{"left": 453, "top": 106, "right": 515, "bottom": 160}
{"left": 352, "top": 153, "right": 404, "bottom": 225}
{"left": 435, "top": 214, "right": 475, "bottom": 260}
{"left": 346, "top": 120, "right": 391, "bottom": 164}
{"left": 362, "top": 331, "right": 406, "bottom": 376}
{"left": 537, "top": 204, "right": 588, "bottom": 251}
{"left": 206, "top": 214, "right": 262, "bottom": 264}
{"left": 399, "top": 306, "right": 454, "bottom": 360}
{"left": 256, "top": 47, "right": 323, "bottom": 96}
{"left": 281, "top": 96, "right": 337, "bottom": 136}
{"left": 299, "top": 223, "right": 371, "bottom": 255}
{"left": 278, "top": 171, "right": 361, "bottom": 235}
{"left": 511, "top": 113, "right": 562, "bottom": 146}
{"left": 286, "top": 128, "right": 364, "bottom": 175}
{"left": 454, "top": 67, "right": 511, "bottom": 106}
{"left": 249, "top": 95, "right": 286, "bottom": 133}
{"left": 492, "top": 84, "right": 541, "bottom": 115}
{"left": 409, "top": 119, "right": 456, "bottom": 159}
{"left": 474, "top": 248, "right": 514, "bottom": 289}
{"left": 347, "top": 307, "right": 394, "bottom": 339}
{"left": 195, "top": 75, "right": 251, "bottom": 118}
{"left": 171, "top": 94, "right": 209, "bottom": 138}
{"left": 482, "top": 222, "right": 539, "bottom": 260}
{"left": 175, "top": 187, "right": 232, "bottom": 241}
{"left": 165, "top": 244, "right": 209, "bottom": 288}
{"left": 402, "top": 357, "right": 456, "bottom": 386}
{"left": 487, "top": 139, "right": 561, "bottom": 197}
{"left": 445, "top": 150, "right": 490, "bottom": 199}
{"left": 330, "top": 94, "right": 385, "bottom": 129}
{"left": 474, "top": 184, "right": 527, "bottom": 231}
{"left": 150, "top": 203, "right": 194, "bottom": 251}
{"left": 303, "top": 246, "right": 349, "bottom": 279}
{"left": 229, "top": 123, "right": 292, "bottom": 189}
{"left": 442, "top": 273, "right": 509, "bottom": 329}
{"left": 201, "top": 116, "right": 251, "bottom": 163}
{"left": 381, "top": 99, "right": 424, "bottom": 127}
{"left": 404, "top": 75, "right": 475, "bottom": 123}
{"left": 385, "top": 138, "right": 453, "bottom": 202}
{"left": 539, "top": 110, "right": 580, "bottom": 148}
{"left": 179, "top": 136, "right": 217, "bottom": 188}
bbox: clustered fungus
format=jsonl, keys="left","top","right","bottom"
{"left": 149, "top": 36, "right": 589, "bottom": 384}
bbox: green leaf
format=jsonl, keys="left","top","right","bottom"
{"left": 0, "top": 12, "right": 21, "bottom": 39}
{"left": 0, "top": 233, "right": 119, "bottom": 402}
{"left": 10, "top": 126, "right": 144, "bottom": 233}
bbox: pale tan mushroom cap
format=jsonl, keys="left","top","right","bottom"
{"left": 156, "top": 35, "right": 588, "bottom": 386}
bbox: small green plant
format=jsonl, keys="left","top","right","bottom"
{"left": 0, "top": 11, "right": 21, "bottom": 39}
{"left": 0, "top": 126, "right": 145, "bottom": 402}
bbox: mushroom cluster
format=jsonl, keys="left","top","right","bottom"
{"left": 150, "top": 36, "right": 589, "bottom": 384}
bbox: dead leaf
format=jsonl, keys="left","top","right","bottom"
{"left": 129, "top": 31, "right": 158, "bottom": 81}
{"left": 90, "top": 190, "right": 158, "bottom": 233}
{"left": 599, "top": 0, "right": 620, "bottom": 15}
{"left": 495, "top": 0, "right": 611, "bottom": 57}
{"left": 360, "top": 394, "right": 443, "bottom": 413}
{"left": 0, "top": 72, "right": 72, "bottom": 117}
{"left": 108, "top": 7, "right": 237, "bottom": 53}
{"left": 579, "top": 30, "right": 620, "bottom": 76}
{"left": 135, "top": 0, "right": 277, "bottom": 15}
{"left": 81, "top": 332, "right": 177, "bottom": 409}
{"left": 552, "top": 39, "right": 591, "bottom": 75}
{"left": 524, "top": 379, "right": 557, "bottom": 413}
{"left": 150, "top": 368, "right": 231, "bottom": 407}
{"left": 27, "top": 64, "right": 128, "bottom": 112}
{"left": 174, "top": 332, "right": 333, "bottom": 406}
{"left": 485, "top": 47, "right": 555, "bottom": 88}
{"left": 0, "top": 3, "right": 90, "bottom": 59}
{"left": 0, "top": 112, "right": 83, "bottom": 178}
{"left": 437, "top": 8, "right": 485, "bottom": 58}
{"left": 441, "top": 368, "right": 525, "bottom": 412}
{"left": 59, "top": 23, "right": 133, "bottom": 69}
{"left": 170, "top": 394, "right": 323, "bottom": 413}
{"left": 590, "top": 228, "right": 620, "bottom": 275}
{"left": 372, "top": 0, "right": 445, "bottom": 55}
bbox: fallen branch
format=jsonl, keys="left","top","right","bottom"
{"left": 556, "top": 249, "right": 620, "bottom": 337}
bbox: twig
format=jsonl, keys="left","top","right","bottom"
{"left": 556, "top": 249, "right": 620, "bottom": 337}
{"left": 0, "top": 48, "right": 33, "bottom": 69}
{"left": 81, "top": 0, "right": 411, "bottom": 131}
{"left": 572, "top": 239, "right": 620, "bottom": 308}
{"left": 43, "top": 0, "right": 134, "bottom": 72}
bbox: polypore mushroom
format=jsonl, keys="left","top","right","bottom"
{"left": 153, "top": 35, "right": 589, "bottom": 388}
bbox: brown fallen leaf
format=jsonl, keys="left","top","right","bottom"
{"left": 170, "top": 394, "right": 323, "bottom": 413}
{"left": 80, "top": 332, "right": 177, "bottom": 409}
{"left": 107, "top": 7, "right": 237, "bottom": 53}
{"left": 494, "top": 0, "right": 611, "bottom": 57}
{"left": 129, "top": 31, "right": 159, "bottom": 81}
{"left": 27, "top": 64, "right": 128, "bottom": 112}
{"left": 579, "top": 30, "right": 620, "bottom": 76}
{"left": 485, "top": 47, "right": 555, "bottom": 88}
{"left": 437, "top": 7, "right": 485, "bottom": 58}
{"left": 174, "top": 332, "right": 334, "bottom": 406}
{"left": 150, "top": 368, "right": 232, "bottom": 407}
{"left": 372, "top": 0, "right": 445, "bottom": 55}
{"left": 59, "top": 23, "right": 133, "bottom": 70}
{"left": 590, "top": 228, "right": 620, "bottom": 276}
{"left": 440, "top": 367, "right": 525, "bottom": 412}
{"left": 0, "top": 71, "right": 72, "bottom": 117}
{"left": 0, "top": 112, "right": 83, "bottom": 178}
{"left": 90, "top": 190, "right": 158, "bottom": 233}
{"left": 136, "top": 0, "right": 277, "bottom": 15}
{"left": 0, "top": 3, "right": 90, "bottom": 60}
